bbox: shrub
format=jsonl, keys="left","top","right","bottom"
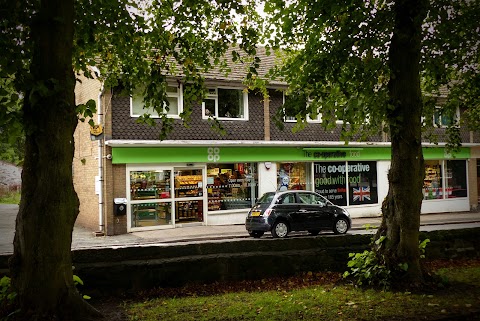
{"left": 0, "top": 276, "right": 19, "bottom": 320}
{"left": 343, "top": 235, "right": 430, "bottom": 290}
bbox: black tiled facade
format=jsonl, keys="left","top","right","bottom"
{"left": 111, "top": 86, "right": 473, "bottom": 144}
{"left": 267, "top": 90, "right": 384, "bottom": 142}
{"left": 112, "top": 90, "right": 265, "bottom": 141}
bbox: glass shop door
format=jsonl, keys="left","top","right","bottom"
{"left": 174, "top": 168, "right": 205, "bottom": 224}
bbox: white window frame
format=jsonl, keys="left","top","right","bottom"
{"left": 433, "top": 106, "right": 460, "bottom": 128}
{"left": 130, "top": 83, "right": 183, "bottom": 118}
{"left": 202, "top": 87, "right": 249, "bottom": 120}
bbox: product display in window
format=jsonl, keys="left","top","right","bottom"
{"left": 422, "top": 160, "right": 468, "bottom": 200}
{"left": 174, "top": 170, "right": 203, "bottom": 198}
{"left": 175, "top": 200, "right": 203, "bottom": 222}
{"left": 207, "top": 163, "right": 257, "bottom": 211}
{"left": 276, "top": 163, "right": 308, "bottom": 191}
{"left": 131, "top": 202, "right": 172, "bottom": 228}
{"left": 129, "top": 170, "right": 173, "bottom": 228}
{"left": 130, "top": 170, "right": 171, "bottom": 200}
{"left": 423, "top": 162, "right": 443, "bottom": 200}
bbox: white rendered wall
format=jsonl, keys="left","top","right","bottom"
{"left": 421, "top": 198, "right": 470, "bottom": 213}
{"left": 258, "top": 162, "right": 279, "bottom": 196}
{"left": 207, "top": 211, "right": 248, "bottom": 225}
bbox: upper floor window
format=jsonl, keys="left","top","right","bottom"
{"left": 131, "top": 84, "right": 183, "bottom": 118}
{"left": 433, "top": 106, "right": 459, "bottom": 127}
{"left": 202, "top": 87, "right": 248, "bottom": 120}
{"left": 282, "top": 92, "right": 321, "bottom": 123}
{"left": 283, "top": 92, "right": 297, "bottom": 122}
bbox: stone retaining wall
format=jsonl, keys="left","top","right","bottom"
{"left": 1, "top": 228, "right": 479, "bottom": 295}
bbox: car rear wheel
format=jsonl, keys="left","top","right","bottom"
{"left": 271, "top": 221, "right": 289, "bottom": 238}
{"left": 333, "top": 217, "right": 349, "bottom": 234}
{"left": 249, "top": 231, "right": 264, "bottom": 238}
{"left": 308, "top": 230, "right": 320, "bottom": 236}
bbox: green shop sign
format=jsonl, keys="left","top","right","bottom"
{"left": 111, "top": 146, "right": 470, "bottom": 164}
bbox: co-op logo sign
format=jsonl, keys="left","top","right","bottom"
{"left": 207, "top": 147, "right": 220, "bottom": 162}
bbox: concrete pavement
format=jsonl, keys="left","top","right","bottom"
{"left": 1, "top": 204, "right": 480, "bottom": 255}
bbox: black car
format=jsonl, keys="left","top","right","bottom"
{"left": 245, "top": 190, "right": 351, "bottom": 238}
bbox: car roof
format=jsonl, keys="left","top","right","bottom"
{"left": 268, "top": 190, "right": 315, "bottom": 199}
{"left": 275, "top": 190, "right": 311, "bottom": 196}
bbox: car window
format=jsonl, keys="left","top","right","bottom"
{"left": 258, "top": 192, "right": 275, "bottom": 204}
{"left": 313, "top": 194, "right": 327, "bottom": 206}
{"left": 299, "top": 193, "right": 327, "bottom": 206}
{"left": 280, "top": 193, "right": 296, "bottom": 204}
{"left": 298, "top": 193, "right": 314, "bottom": 204}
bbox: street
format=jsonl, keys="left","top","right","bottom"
{"left": 1, "top": 204, "right": 480, "bottom": 254}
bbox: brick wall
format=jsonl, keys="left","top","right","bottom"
{"left": 99, "top": 89, "right": 128, "bottom": 235}
{"left": 73, "top": 73, "right": 102, "bottom": 231}
{"left": 103, "top": 161, "right": 127, "bottom": 236}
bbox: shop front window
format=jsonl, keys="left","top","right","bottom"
{"left": 446, "top": 160, "right": 467, "bottom": 198}
{"left": 206, "top": 163, "right": 257, "bottom": 211}
{"left": 277, "top": 162, "right": 308, "bottom": 191}
{"left": 423, "top": 160, "right": 467, "bottom": 200}
{"left": 130, "top": 170, "right": 171, "bottom": 200}
{"left": 131, "top": 202, "right": 172, "bottom": 227}
{"left": 423, "top": 161, "right": 443, "bottom": 200}
{"left": 130, "top": 170, "right": 172, "bottom": 228}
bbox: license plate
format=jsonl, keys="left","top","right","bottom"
{"left": 251, "top": 211, "right": 261, "bottom": 217}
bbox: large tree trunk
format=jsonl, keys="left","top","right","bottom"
{"left": 9, "top": 0, "right": 101, "bottom": 319}
{"left": 376, "top": 0, "right": 428, "bottom": 285}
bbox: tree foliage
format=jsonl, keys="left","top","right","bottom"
{"left": 1, "top": 0, "right": 262, "bottom": 138}
{"left": 74, "top": 0, "right": 261, "bottom": 137}
{"left": 262, "top": 0, "right": 479, "bottom": 142}
{"left": 261, "top": 0, "right": 479, "bottom": 287}
{"left": 0, "top": 0, "right": 260, "bottom": 319}
{"left": 0, "top": 76, "right": 24, "bottom": 165}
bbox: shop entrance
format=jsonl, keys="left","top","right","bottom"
{"left": 128, "top": 166, "right": 206, "bottom": 231}
{"left": 174, "top": 168, "right": 205, "bottom": 224}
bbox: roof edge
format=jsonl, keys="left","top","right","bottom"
{"left": 105, "top": 139, "right": 479, "bottom": 148}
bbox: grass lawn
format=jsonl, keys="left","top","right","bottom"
{"left": 0, "top": 190, "right": 20, "bottom": 204}
{"left": 121, "top": 260, "right": 480, "bottom": 321}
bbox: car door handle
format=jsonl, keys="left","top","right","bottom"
{"left": 299, "top": 209, "right": 307, "bottom": 212}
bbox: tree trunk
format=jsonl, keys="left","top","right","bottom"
{"left": 376, "top": 0, "right": 428, "bottom": 285}
{"left": 9, "top": 0, "right": 101, "bottom": 319}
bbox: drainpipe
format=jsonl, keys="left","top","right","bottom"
{"left": 97, "top": 84, "right": 105, "bottom": 235}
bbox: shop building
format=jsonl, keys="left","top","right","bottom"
{"left": 73, "top": 57, "right": 480, "bottom": 236}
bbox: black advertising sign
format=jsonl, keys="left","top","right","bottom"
{"left": 348, "top": 161, "right": 378, "bottom": 205}
{"left": 314, "top": 162, "right": 347, "bottom": 206}
{"left": 314, "top": 161, "right": 378, "bottom": 206}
